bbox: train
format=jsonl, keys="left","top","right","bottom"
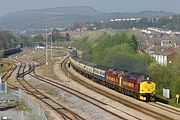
{"left": 2, "top": 47, "right": 22, "bottom": 58}
{"left": 69, "top": 50, "right": 156, "bottom": 101}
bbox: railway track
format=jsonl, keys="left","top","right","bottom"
{"left": 1, "top": 52, "right": 28, "bottom": 90}
{"left": 13, "top": 53, "right": 85, "bottom": 120}
{"left": 28, "top": 51, "right": 180, "bottom": 120}
{"left": 27, "top": 62, "right": 138, "bottom": 119}
{"left": 2, "top": 51, "right": 84, "bottom": 120}
{"left": 64, "top": 55, "right": 180, "bottom": 120}
{"left": 4, "top": 50, "right": 180, "bottom": 120}
{"left": 149, "top": 102, "right": 180, "bottom": 116}
{"left": 15, "top": 52, "right": 132, "bottom": 119}
{"left": 1, "top": 52, "right": 25, "bottom": 80}
{"left": 18, "top": 51, "right": 145, "bottom": 119}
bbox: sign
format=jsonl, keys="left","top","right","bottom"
{"left": 163, "top": 88, "right": 170, "bottom": 98}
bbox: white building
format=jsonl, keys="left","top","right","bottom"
{"left": 161, "top": 40, "right": 173, "bottom": 47}
{"left": 151, "top": 50, "right": 175, "bottom": 65}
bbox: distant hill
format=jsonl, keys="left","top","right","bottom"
{"left": 0, "top": 6, "right": 175, "bottom": 29}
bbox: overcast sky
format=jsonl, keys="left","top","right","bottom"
{"left": 1, "top": 0, "right": 180, "bottom": 17}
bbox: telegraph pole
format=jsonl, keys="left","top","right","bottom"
{"left": 51, "top": 29, "right": 53, "bottom": 61}
{"left": 45, "top": 26, "right": 48, "bottom": 65}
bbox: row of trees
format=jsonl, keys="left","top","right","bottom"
{"left": 0, "top": 31, "right": 18, "bottom": 50}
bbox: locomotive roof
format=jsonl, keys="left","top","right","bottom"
{"left": 108, "top": 68, "right": 128, "bottom": 76}
{"left": 125, "top": 72, "right": 153, "bottom": 81}
{"left": 125, "top": 72, "right": 144, "bottom": 78}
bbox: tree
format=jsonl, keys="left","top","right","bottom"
{"left": 170, "top": 52, "right": 180, "bottom": 95}
{"left": 131, "top": 35, "right": 139, "bottom": 51}
{"left": 0, "top": 31, "right": 18, "bottom": 50}
{"left": 65, "top": 33, "right": 70, "bottom": 41}
{"left": 171, "top": 77, "right": 180, "bottom": 95}
{"left": 0, "top": 52, "right": 3, "bottom": 59}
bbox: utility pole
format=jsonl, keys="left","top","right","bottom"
{"left": 51, "top": 29, "right": 53, "bottom": 61}
{"left": 45, "top": 26, "right": 48, "bottom": 65}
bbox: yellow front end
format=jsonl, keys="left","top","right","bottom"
{"left": 139, "top": 81, "right": 156, "bottom": 101}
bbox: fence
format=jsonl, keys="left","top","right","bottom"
{"left": 18, "top": 89, "right": 47, "bottom": 120}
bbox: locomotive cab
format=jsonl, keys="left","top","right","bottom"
{"left": 139, "top": 75, "right": 156, "bottom": 101}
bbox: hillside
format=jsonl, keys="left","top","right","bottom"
{"left": 0, "top": 6, "right": 101, "bottom": 29}
{"left": 0, "top": 6, "right": 175, "bottom": 29}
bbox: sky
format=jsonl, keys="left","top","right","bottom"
{"left": 1, "top": 0, "right": 180, "bottom": 17}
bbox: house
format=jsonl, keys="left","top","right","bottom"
{"left": 161, "top": 40, "right": 173, "bottom": 47}
{"left": 151, "top": 49, "right": 175, "bottom": 65}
